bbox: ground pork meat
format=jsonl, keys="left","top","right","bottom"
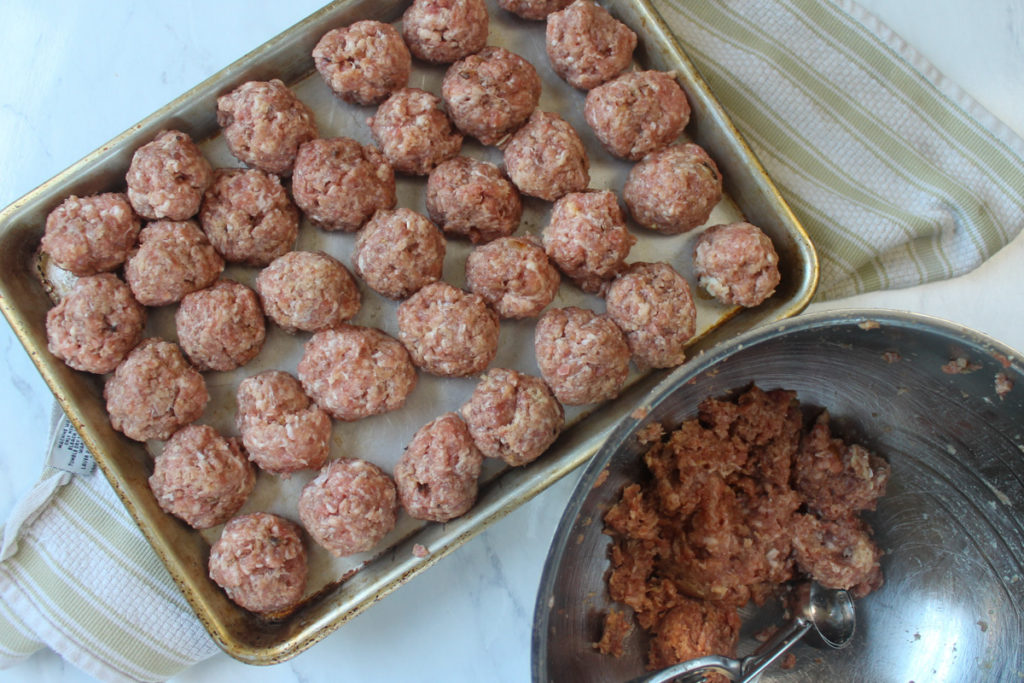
{"left": 46, "top": 273, "right": 146, "bottom": 374}
{"left": 41, "top": 193, "right": 140, "bottom": 276}
{"left": 647, "top": 599, "right": 741, "bottom": 674}
{"left": 394, "top": 412, "right": 484, "bottom": 522}
{"left": 584, "top": 70, "right": 690, "bottom": 161}
{"left": 256, "top": 250, "right": 361, "bottom": 334}
{"left": 624, "top": 142, "right": 722, "bottom": 235}
{"left": 791, "top": 514, "right": 884, "bottom": 598}
{"left": 175, "top": 280, "right": 265, "bottom": 372}
{"left": 397, "top": 281, "right": 500, "bottom": 377}
{"left": 426, "top": 156, "right": 522, "bottom": 244}
{"left": 126, "top": 130, "right": 213, "bottom": 221}
{"left": 369, "top": 88, "right": 462, "bottom": 175}
{"left": 542, "top": 190, "right": 634, "bottom": 294}
{"left": 402, "top": 0, "right": 489, "bottom": 64}
{"left": 693, "top": 222, "right": 781, "bottom": 308}
{"left": 216, "top": 79, "right": 317, "bottom": 176}
{"left": 124, "top": 220, "right": 224, "bottom": 307}
{"left": 593, "top": 608, "right": 633, "bottom": 658}
{"left": 351, "top": 208, "right": 445, "bottom": 300}
{"left": 441, "top": 46, "right": 542, "bottom": 146}
{"left": 298, "top": 325, "right": 417, "bottom": 421}
{"left": 104, "top": 338, "right": 208, "bottom": 442}
{"left": 534, "top": 306, "right": 630, "bottom": 405}
{"left": 313, "top": 20, "right": 411, "bottom": 106}
{"left": 208, "top": 512, "right": 307, "bottom": 614}
{"left": 298, "top": 458, "right": 399, "bottom": 557}
{"left": 148, "top": 424, "right": 254, "bottom": 529}
{"left": 198, "top": 167, "right": 299, "bottom": 266}
{"left": 546, "top": 0, "right": 637, "bottom": 90}
{"left": 498, "top": 0, "right": 572, "bottom": 20}
{"left": 504, "top": 111, "right": 590, "bottom": 201}
{"left": 464, "top": 235, "right": 560, "bottom": 318}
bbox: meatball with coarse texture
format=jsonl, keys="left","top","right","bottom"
{"left": 647, "top": 598, "right": 741, "bottom": 672}
{"left": 584, "top": 70, "right": 690, "bottom": 161}
{"left": 175, "top": 280, "right": 265, "bottom": 372}
{"left": 542, "top": 190, "right": 634, "bottom": 294}
{"left": 208, "top": 512, "right": 307, "bottom": 615}
{"left": 504, "top": 111, "right": 589, "bottom": 201}
{"left": 534, "top": 306, "right": 630, "bottom": 405}
{"left": 394, "top": 413, "right": 484, "bottom": 522}
{"left": 369, "top": 88, "right": 462, "bottom": 175}
{"left": 426, "top": 156, "right": 522, "bottom": 244}
{"left": 465, "top": 236, "right": 560, "bottom": 319}
{"left": 41, "top": 193, "right": 140, "bottom": 276}
{"left": 624, "top": 142, "right": 722, "bottom": 235}
{"left": 256, "top": 251, "right": 360, "bottom": 334}
{"left": 498, "top": 0, "right": 572, "bottom": 20}
{"left": 299, "top": 459, "right": 399, "bottom": 557}
{"left": 46, "top": 274, "right": 146, "bottom": 375}
{"left": 124, "top": 220, "right": 224, "bottom": 307}
{"left": 791, "top": 513, "right": 884, "bottom": 598}
{"left": 693, "top": 222, "right": 781, "bottom": 308}
{"left": 126, "top": 130, "right": 213, "bottom": 221}
{"left": 313, "top": 21, "right": 411, "bottom": 106}
{"left": 402, "top": 0, "right": 489, "bottom": 64}
{"left": 546, "top": 0, "right": 637, "bottom": 90}
{"left": 352, "top": 208, "right": 445, "bottom": 300}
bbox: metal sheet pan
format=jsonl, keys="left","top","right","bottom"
{"left": 0, "top": 0, "right": 817, "bottom": 664}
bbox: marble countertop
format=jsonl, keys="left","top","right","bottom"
{"left": 1, "top": 1, "right": 1022, "bottom": 681}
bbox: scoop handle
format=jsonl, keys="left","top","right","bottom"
{"left": 625, "top": 654, "right": 743, "bottom": 683}
{"left": 738, "top": 617, "right": 813, "bottom": 682}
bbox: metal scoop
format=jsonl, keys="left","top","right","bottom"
{"left": 627, "top": 582, "right": 856, "bottom": 683}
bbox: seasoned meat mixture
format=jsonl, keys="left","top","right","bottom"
{"left": 175, "top": 280, "right": 265, "bottom": 372}
{"left": 504, "top": 111, "right": 590, "bottom": 201}
{"left": 534, "top": 306, "right": 630, "bottom": 405}
{"left": 313, "top": 21, "right": 411, "bottom": 106}
{"left": 693, "top": 222, "right": 781, "bottom": 308}
{"left": 369, "top": 88, "right": 462, "bottom": 175}
{"left": 41, "top": 192, "right": 140, "bottom": 276}
{"left": 542, "top": 190, "right": 634, "bottom": 294}
{"left": 256, "top": 250, "right": 361, "bottom": 333}
{"left": 464, "top": 235, "right": 560, "bottom": 319}
{"left": 351, "top": 208, "right": 445, "bottom": 300}
{"left": 426, "top": 156, "right": 522, "bottom": 243}
{"left": 546, "top": 0, "right": 637, "bottom": 90}
{"left": 623, "top": 142, "right": 722, "bottom": 235}
{"left": 402, "top": 0, "right": 489, "bottom": 64}
{"left": 497, "top": 0, "right": 572, "bottom": 20}
{"left": 584, "top": 70, "right": 690, "bottom": 161}
{"left": 126, "top": 130, "right": 213, "bottom": 221}
{"left": 124, "top": 220, "right": 224, "bottom": 307}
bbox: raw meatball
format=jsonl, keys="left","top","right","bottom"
{"left": 605, "top": 262, "right": 696, "bottom": 369}
{"left": 199, "top": 168, "right": 299, "bottom": 266}
{"left": 256, "top": 251, "right": 361, "bottom": 333}
{"left": 426, "top": 156, "right": 522, "bottom": 243}
{"left": 461, "top": 368, "right": 564, "bottom": 466}
{"left": 351, "top": 208, "right": 445, "bottom": 300}
{"left": 791, "top": 513, "right": 884, "bottom": 598}
{"left": 175, "top": 280, "right": 265, "bottom": 372}
{"left": 126, "top": 130, "right": 213, "bottom": 221}
{"left": 442, "top": 46, "right": 542, "bottom": 146}
{"left": 313, "top": 21, "right": 411, "bottom": 106}
{"left": 292, "top": 137, "right": 396, "bottom": 232}
{"left": 46, "top": 274, "right": 145, "bottom": 374}
{"left": 647, "top": 598, "right": 741, "bottom": 672}
{"left": 464, "top": 236, "right": 560, "bottom": 318}
{"left": 236, "top": 370, "right": 331, "bottom": 477}
{"left": 297, "top": 325, "right": 417, "bottom": 421}
{"left": 624, "top": 142, "right": 722, "bottom": 234}
{"left": 394, "top": 413, "right": 484, "bottom": 522}
{"left": 104, "top": 338, "right": 208, "bottom": 442}
{"left": 40, "top": 193, "right": 140, "bottom": 276}
{"left": 298, "top": 459, "right": 398, "bottom": 557}
{"left": 542, "top": 190, "right": 635, "bottom": 294}
{"left": 693, "top": 222, "right": 781, "bottom": 307}
{"left": 498, "top": 0, "right": 572, "bottom": 20}
{"left": 546, "top": 0, "right": 637, "bottom": 90}
{"left": 124, "top": 220, "right": 224, "bottom": 307}
{"left": 369, "top": 88, "right": 462, "bottom": 175}
{"left": 148, "top": 424, "right": 255, "bottom": 530}
{"left": 403, "top": 0, "right": 489, "bottom": 64}
{"left": 504, "top": 111, "right": 590, "bottom": 201}
{"left": 534, "top": 306, "right": 630, "bottom": 405}
{"left": 397, "top": 281, "right": 500, "bottom": 377}
{"left": 208, "top": 512, "right": 307, "bottom": 614}
{"left": 216, "top": 79, "right": 317, "bottom": 176}
{"left": 584, "top": 70, "right": 690, "bottom": 161}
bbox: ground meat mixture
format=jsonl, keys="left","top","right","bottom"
{"left": 402, "top": 0, "right": 489, "bottom": 64}
{"left": 584, "top": 70, "right": 690, "bottom": 161}
{"left": 460, "top": 368, "right": 564, "bottom": 466}
{"left": 546, "top": 0, "right": 637, "bottom": 90}
{"left": 593, "top": 608, "right": 633, "bottom": 658}
{"left": 292, "top": 137, "right": 396, "bottom": 232}
{"left": 298, "top": 325, "right": 417, "bottom": 421}
{"left": 394, "top": 412, "right": 484, "bottom": 522}
{"left": 605, "top": 262, "right": 696, "bottom": 369}
{"left": 216, "top": 79, "right": 317, "bottom": 176}
{"left": 426, "top": 156, "right": 522, "bottom": 243}
{"left": 646, "top": 599, "right": 741, "bottom": 674}
{"left": 104, "top": 338, "right": 208, "bottom": 442}
{"left": 41, "top": 193, "right": 140, "bottom": 276}
{"left": 791, "top": 514, "right": 884, "bottom": 599}
{"left": 464, "top": 236, "right": 560, "bottom": 318}
{"left": 624, "top": 142, "right": 722, "bottom": 235}
{"left": 498, "top": 0, "right": 572, "bottom": 20}
{"left": 441, "top": 46, "right": 542, "bottom": 146}
{"left": 148, "top": 424, "right": 255, "bottom": 530}
{"left": 313, "top": 21, "right": 411, "bottom": 106}
{"left": 542, "top": 190, "right": 634, "bottom": 294}
{"left": 369, "top": 88, "right": 462, "bottom": 175}
{"left": 352, "top": 208, "right": 445, "bottom": 300}
{"left": 534, "top": 306, "right": 630, "bottom": 405}
{"left": 124, "top": 220, "right": 224, "bottom": 307}
{"left": 256, "top": 250, "right": 361, "bottom": 334}
{"left": 693, "top": 222, "right": 781, "bottom": 307}
{"left": 126, "top": 130, "right": 213, "bottom": 221}
{"left": 198, "top": 168, "right": 299, "bottom": 266}
{"left": 504, "top": 111, "right": 590, "bottom": 201}
{"left": 46, "top": 274, "right": 146, "bottom": 375}
{"left": 236, "top": 370, "right": 331, "bottom": 477}
{"left": 298, "top": 459, "right": 399, "bottom": 556}
{"left": 397, "top": 281, "right": 500, "bottom": 377}
{"left": 208, "top": 512, "right": 307, "bottom": 615}
{"left": 175, "top": 280, "right": 265, "bottom": 372}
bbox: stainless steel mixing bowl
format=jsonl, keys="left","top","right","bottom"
{"left": 532, "top": 309, "right": 1024, "bottom": 682}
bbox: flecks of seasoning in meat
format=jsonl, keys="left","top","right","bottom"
{"left": 995, "top": 372, "right": 1013, "bottom": 399}
{"left": 941, "top": 357, "right": 982, "bottom": 374}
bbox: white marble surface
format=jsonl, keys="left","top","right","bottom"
{"left": 1, "top": 1, "right": 1022, "bottom": 681}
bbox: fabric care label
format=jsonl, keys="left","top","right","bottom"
{"left": 46, "top": 414, "right": 97, "bottom": 475}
